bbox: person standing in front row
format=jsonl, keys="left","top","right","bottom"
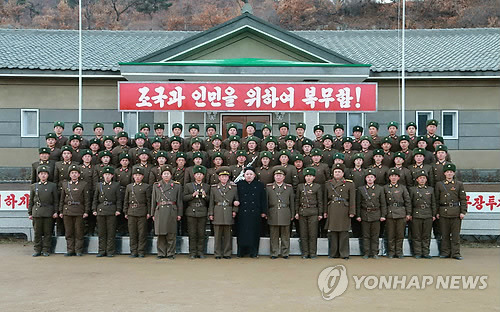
{"left": 151, "top": 167, "right": 183, "bottom": 259}
{"left": 209, "top": 167, "right": 239, "bottom": 259}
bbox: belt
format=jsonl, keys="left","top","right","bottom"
{"left": 444, "top": 202, "right": 460, "bottom": 207}
{"left": 159, "top": 201, "right": 176, "bottom": 206}
{"left": 301, "top": 204, "right": 316, "bottom": 208}
{"left": 103, "top": 201, "right": 114, "bottom": 206}
{"left": 390, "top": 203, "right": 402, "bottom": 207}
{"left": 366, "top": 207, "right": 379, "bottom": 212}
{"left": 67, "top": 201, "right": 81, "bottom": 205}
{"left": 217, "top": 201, "right": 229, "bottom": 206}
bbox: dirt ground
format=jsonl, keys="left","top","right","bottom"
{"left": 0, "top": 242, "right": 498, "bottom": 312}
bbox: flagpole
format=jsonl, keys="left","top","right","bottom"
{"left": 401, "top": 0, "right": 406, "bottom": 135}
{"left": 78, "top": 0, "right": 83, "bottom": 123}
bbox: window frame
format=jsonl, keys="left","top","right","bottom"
{"left": 441, "top": 110, "right": 459, "bottom": 140}
{"left": 122, "top": 111, "right": 139, "bottom": 135}
{"left": 346, "top": 112, "right": 365, "bottom": 135}
{"left": 415, "top": 111, "right": 434, "bottom": 136}
{"left": 20, "top": 109, "right": 39, "bottom": 138}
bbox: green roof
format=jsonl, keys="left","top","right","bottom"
{"left": 120, "top": 58, "right": 371, "bottom": 67}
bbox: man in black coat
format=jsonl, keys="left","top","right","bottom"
{"left": 236, "top": 167, "right": 268, "bottom": 258}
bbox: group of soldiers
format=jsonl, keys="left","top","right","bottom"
{"left": 29, "top": 118, "right": 467, "bottom": 260}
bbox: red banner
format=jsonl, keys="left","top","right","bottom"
{"left": 118, "top": 82, "right": 377, "bottom": 112}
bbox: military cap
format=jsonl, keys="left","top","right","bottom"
{"left": 426, "top": 119, "right": 438, "bottom": 126}
{"left": 279, "top": 150, "right": 291, "bottom": 157}
{"left": 444, "top": 163, "right": 456, "bottom": 172}
{"left": 393, "top": 151, "right": 406, "bottom": 160}
{"left": 134, "top": 133, "right": 146, "bottom": 140}
{"left": 406, "top": 122, "right": 417, "bottom": 129}
{"left": 433, "top": 136, "right": 445, "bottom": 144}
{"left": 262, "top": 124, "right": 272, "bottom": 131}
{"left": 302, "top": 138, "right": 313, "bottom": 147}
{"left": 171, "top": 123, "right": 183, "bottom": 130}
{"left": 292, "top": 154, "right": 304, "bottom": 161}
{"left": 61, "top": 145, "right": 73, "bottom": 153}
{"left": 368, "top": 121, "right": 379, "bottom": 129}
{"left": 212, "top": 151, "right": 224, "bottom": 160}
{"left": 89, "top": 138, "right": 100, "bottom": 146}
{"left": 161, "top": 166, "right": 173, "bottom": 175}
{"left": 139, "top": 123, "right": 150, "bottom": 130}
{"left": 206, "top": 123, "right": 216, "bottom": 131}
{"left": 246, "top": 136, "right": 258, "bottom": 143}
{"left": 352, "top": 126, "right": 363, "bottom": 133}
{"left": 264, "top": 136, "right": 278, "bottom": 144}
{"left": 353, "top": 153, "right": 365, "bottom": 161}
{"left": 229, "top": 135, "right": 241, "bottom": 142}
{"left": 189, "top": 123, "right": 200, "bottom": 131}
{"left": 154, "top": 123, "right": 164, "bottom": 130}
{"left": 260, "top": 151, "right": 272, "bottom": 159}
{"left": 435, "top": 145, "right": 448, "bottom": 153}
{"left": 138, "top": 148, "right": 149, "bottom": 156}
{"left": 381, "top": 137, "right": 392, "bottom": 145}
{"left": 313, "top": 124, "right": 324, "bottom": 132}
{"left": 211, "top": 134, "right": 223, "bottom": 141}
{"left": 415, "top": 170, "right": 428, "bottom": 178}
{"left": 169, "top": 136, "right": 182, "bottom": 143}
{"left": 333, "top": 152, "right": 345, "bottom": 160}
{"left": 72, "top": 122, "right": 84, "bottom": 131}
{"left": 54, "top": 121, "right": 65, "bottom": 128}
{"left": 412, "top": 148, "right": 426, "bottom": 156}
{"left": 150, "top": 136, "right": 162, "bottom": 144}
{"left": 45, "top": 132, "right": 57, "bottom": 140}
{"left": 133, "top": 167, "right": 145, "bottom": 175}
{"left": 80, "top": 149, "right": 92, "bottom": 157}
{"left": 246, "top": 121, "right": 256, "bottom": 129}
{"left": 117, "top": 131, "right": 129, "bottom": 139}
{"left": 37, "top": 165, "right": 50, "bottom": 174}
{"left": 343, "top": 137, "right": 354, "bottom": 143}
{"left": 216, "top": 166, "right": 231, "bottom": 176}
{"left": 39, "top": 147, "right": 50, "bottom": 154}
{"left": 285, "top": 134, "right": 296, "bottom": 142}
{"left": 296, "top": 122, "right": 306, "bottom": 130}
{"left": 273, "top": 166, "right": 286, "bottom": 175}
{"left": 193, "top": 165, "right": 207, "bottom": 175}
{"left": 365, "top": 168, "right": 376, "bottom": 177}
{"left": 236, "top": 150, "right": 247, "bottom": 157}
{"left": 176, "top": 152, "right": 186, "bottom": 160}
{"left": 119, "top": 152, "right": 130, "bottom": 160}
{"left": 334, "top": 123, "right": 344, "bottom": 130}
{"left": 387, "top": 121, "right": 399, "bottom": 129}
{"left": 360, "top": 135, "right": 372, "bottom": 143}
{"left": 388, "top": 168, "right": 400, "bottom": 176}
{"left": 373, "top": 149, "right": 384, "bottom": 156}
{"left": 69, "top": 134, "right": 82, "bottom": 141}
{"left": 227, "top": 123, "right": 237, "bottom": 131}
{"left": 155, "top": 151, "right": 167, "bottom": 159}
{"left": 103, "top": 135, "right": 114, "bottom": 143}
{"left": 68, "top": 164, "right": 80, "bottom": 173}
{"left": 416, "top": 135, "right": 428, "bottom": 143}
{"left": 333, "top": 163, "right": 346, "bottom": 172}
{"left": 102, "top": 166, "right": 115, "bottom": 175}
{"left": 279, "top": 122, "right": 289, "bottom": 129}
{"left": 113, "top": 121, "right": 124, "bottom": 129}
{"left": 399, "top": 135, "right": 410, "bottom": 143}
{"left": 303, "top": 167, "right": 316, "bottom": 176}
{"left": 190, "top": 137, "right": 202, "bottom": 145}
{"left": 311, "top": 148, "right": 323, "bottom": 157}
{"left": 192, "top": 151, "right": 204, "bottom": 159}
{"left": 322, "top": 134, "right": 333, "bottom": 141}
{"left": 99, "top": 150, "right": 112, "bottom": 158}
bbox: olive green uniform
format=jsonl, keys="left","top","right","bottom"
{"left": 266, "top": 182, "right": 295, "bottom": 257}
{"left": 92, "top": 181, "right": 122, "bottom": 256}
{"left": 357, "top": 184, "right": 387, "bottom": 257}
{"left": 184, "top": 182, "right": 210, "bottom": 257}
{"left": 409, "top": 185, "right": 437, "bottom": 257}
{"left": 383, "top": 183, "right": 411, "bottom": 257}
{"left": 295, "top": 182, "right": 323, "bottom": 257}
{"left": 29, "top": 181, "right": 58, "bottom": 254}
{"left": 123, "top": 182, "right": 152, "bottom": 256}
{"left": 209, "top": 182, "right": 239, "bottom": 258}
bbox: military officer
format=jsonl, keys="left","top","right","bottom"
{"left": 309, "top": 148, "right": 330, "bottom": 185}
{"left": 387, "top": 121, "right": 400, "bottom": 152}
{"left": 359, "top": 136, "right": 374, "bottom": 168}
{"left": 184, "top": 123, "right": 205, "bottom": 152}
{"left": 294, "top": 122, "right": 307, "bottom": 151}
{"left": 206, "top": 152, "right": 225, "bottom": 185}
{"left": 351, "top": 126, "right": 363, "bottom": 151}
{"left": 79, "top": 149, "right": 96, "bottom": 235}
{"left": 28, "top": 165, "right": 59, "bottom": 257}
{"left": 92, "top": 166, "right": 122, "bottom": 257}
{"left": 425, "top": 119, "right": 439, "bottom": 152}
{"left": 367, "top": 122, "right": 381, "bottom": 150}
{"left": 167, "top": 136, "right": 183, "bottom": 166}
{"left": 332, "top": 123, "right": 345, "bottom": 151}
{"left": 277, "top": 122, "right": 289, "bottom": 150}
{"left": 31, "top": 147, "right": 55, "bottom": 183}
{"left": 321, "top": 134, "right": 336, "bottom": 168}
{"left": 53, "top": 121, "right": 68, "bottom": 149}
{"left": 277, "top": 150, "right": 299, "bottom": 190}
{"left": 312, "top": 124, "right": 324, "bottom": 149}
{"left": 224, "top": 135, "right": 242, "bottom": 166}
{"left": 432, "top": 145, "right": 451, "bottom": 185}
{"left": 256, "top": 151, "right": 274, "bottom": 185}
{"left": 153, "top": 123, "right": 169, "bottom": 151}
{"left": 405, "top": 122, "right": 418, "bottom": 150}
{"left": 410, "top": 148, "right": 434, "bottom": 186}
{"left": 173, "top": 152, "right": 187, "bottom": 184}
{"left": 45, "top": 132, "right": 62, "bottom": 162}
{"left": 171, "top": 123, "right": 185, "bottom": 152}
{"left": 111, "top": 131, "right": 130, "bottom": 167}
{"left": 204, "top": 123, "right": 217, "bottom": 151}
{"left": 391, "top": 152, "right": 413, "bottom": 187}
{"left": 72, "top": 122, "right": 89, "bottom": 149}
{"left": 241, "top": 122, "right": 261, "bottom": 151}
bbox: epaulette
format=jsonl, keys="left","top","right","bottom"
{"left": 285, "top": 183, "right": 292, "bottom": 187}
{"left": 173, "top": 181, "right": 180, "bottom": 184}
{"left": 345, "top": 179, "right": 353, "bottom": 183}
{"left": 211, "top": 184, "right": 217, "bottom": 187}
{"left": 266, "top": 183, "right": 273, "bottom": 186}
{"left": 229, "top": 181, "right": 237, "bottom": 185}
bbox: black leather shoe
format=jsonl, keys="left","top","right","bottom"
{"left": 223, "top": 256, "right": 231, "bottom": 259}
{"left": 215, "top": 256, "right": 222, "bottom": 259}
{"left": 439, "top": 255, "right": 450, "bottom": 258}
{"left": 414, "top": 255, "right": 422, "bottom": 259}
{"left": 343, "top": 257, "right": 349, "bottom": 260}
{"left": 107, "top": 254, "right": 114, "bottom": 258}
{"left": 362, "top": 255, "right": 369, "bottom": 259}
{"left": 250, "top": 255, "right": 258, "bottom": 258}
{"left": 75, "top": 253, "right": 83, "bottom": 257}
{"left": 189, "top": 255, "right": 196, "bottom": 259}
{"left": 96, "top": 254, "right": 105, "bottom": 258}
{"left": 270, "top": 256, "right": 277, "bottom": 259}
{"left": 372, "top": 255, "right": 380, "bottom": 259}
{"left": 423, "top": 255, "right": 432, "bottom": 259}
{"left": 42, "top": 252, "right": 50, "bottom": 257}
{"left": 198, "top": 255, "right": 206, "bottom": 259}
{"left": 129, "top": 254, "right": 138, "bottom": 258}
{"left": 453, "top": 256, "right": 464, "bottom": 260}
{"left": 397, "top": 255, "right": 404, "bottom": 259}
{"left": 157, "top": 256, "right": 165, "bottom": 259}
{"left": 32, "top": 252, "right": 41, "bottom": 257}
{"left": 138, "top": 254, "right": 145, "bottom": 258}
{"left": 283, "top": 256, "right": 289, "bottom": 259}
{"left": 64, "top": 252, "right": 75, "bottom": 257}
{"left": 301, "top": 256, "right": 308, "bottom": 259}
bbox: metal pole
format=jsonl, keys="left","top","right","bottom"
{"left": 401, "top": 0, "right": 406, "bottom": 135}
{"left": 78, "top": 0, "right": 83, "bottom": 123}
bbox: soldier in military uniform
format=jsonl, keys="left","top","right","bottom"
{"left": 229, "top": 150, "right": 248, "bottom": 181}
{"left": 416, "top": 135, "right": 435, "bottom": 164}
{"left": 150, "top": 136, "right": 165, "bottom": 161}
{"left": 72, "top": 122, "right": 89, "bottom": 149}
{"left": 256, "top": 151, "right": 274, "bottom": 185}
{"left": 224, "top": 135, "right": 241, "bottom": 166}
{"left": 260, "top": 124, "right": 272, "bottom": 151}
{"left": 112, "top": 121, "right": 124, "bottom": 145}
{"left": 129, "top": 133, "right": 148, "bottom": 165}
{"left": 184, "top": 124, "right": 205, "bottom": 152}
{"left": 367, "top": 122, "right": 381, "bottom": 150}
{"left": 223, "top": 123, "right": 238, "bottom": 150}
{"left": 342, "top": 137, "right": 356, "bottom": 168}
{"left": 92, "top": 166, "right": 122, "bottom": 257}
{"left": 241, "top": 122, "right": 261, "bottom": 151}
{"left": 171, "top": 123, "right": 185, "bottom": 152}
{"left": 153, "top": 123, "right": 169, "bottom": 151}
{"left": 409, "top": 170, "right": 437, "bottom": 259}
{"left": 115, "top": 152, "right": 132, "bottom": 236}
{"left": 31, "top": 147, "right": 55, "bottom": 183}
{"left": 332, "top": 123, "right": 345, "bottom": 151}
{"left": 359, "top": 136, "right": 374, "bottom": 168}
{"left": 151, "top": 167, "right": 183, "bottom": 259}
{"left": 67, "top": 134, "right": 83, "bottom": 164}
{"left": 79, "top": 149, "right": 96, "bottom": 235}
{"left": 28, "top": 165, "right": 59, "bottom": 257}
{"left": 186, "top": 137, "right": 209, "bottom": 168}
{"left": 92, "top": 122, "right": 105, "bottom": 147}
{"left": 345, "top": 153, "right": 365, "bottom": 238}
{"left": 263, "top": 136, "right": 280, "bottom": 166}
{"left": 432, "top": 145, "right": 451, "bottom": 186}
{"left": 207, "top": 134, "right": 226, "bottom": 161}
{"left": 93, "top": 150, "right": 112, "bottom": 186}
{"left": 132, "top": 148, "right": 152, "bottom": 184}
{"left": 380, "top": 137, "right": 394, "bottom": 167}
{"left": 206, "top": 152, "right": 224, "bottom": 185}
{"left": 391, "top": 152, "right": 413, "bottom": 187}
{"left": 59, "top": 165, "right": 91, "bottom": 256}
{"left": 321, "top": 134, "right": 336, "bottom": 168}
{"left": 293, "top": 154, "right": 306, "bottom": 184}
{"left": 111, "top": 131, "right": 130, "bottom": 166}
{"left": 54, "top": 145, "right": 76, "bottom": 236}
{"left": 167, "top": 136, "right": 183, "bottom": 166}
{"left": 149, "top": 151, "right": 172, "bottom": 185}
{"left": 204, "top": 124, "right": 217, "bottom": 151}
{"left": 45, "top": 132, "right": 62, "bottom": 162}
{"left": 435, "top": 163, "right": 467, "bottom": 260}
{"left": 283, "top": 135, "right": 300, "bottom": 162}
{"left": 295, "top": 167, "right": 323, "bottom": 259}
{"left": 277, "top": 122, "right": 289, "bottom": 150}
{"left": 410, "top": 148, "right": 434, "bottom": 186}
{"left": 371, "top": 149, "right": 389, "bottom": 185}
{"left": 53, "top": 121, "right": 68, "bottom": 149}
{"left": 384, "top": 168, "right": 411, "bottom": 258}
{"left": 184, "top": 165, "right": 210, "bottom": 258}
{"left": 309, "top": 148, "right": 330, "bottom": 185}
{"left": 356, "top": 169, "right": 387, "bottom": 259}
{"left": 387, "top": 121, "right": 400, "bottom": 152}
{"left": 405, "top": 122, "right": 418, "bottom": 150}
{"left": 397, "top": 135, "right": 413, "bottom": 167}
{"left": 324, "top": 164, "right": 356, "bottom": 259}
{"left": 266, "top": 166, "right": 295, "bottom": 259}
{"left": 124, "top": 167, "right": 151, "bottom": 258}
{"left": 294, "top": 122, "right": 307, "bottom": 151}
{"left": 89, "top": 138, "right": 102, "bottom": 165}
{"left": 425, "top": 119, "right": 439, "bottom": 152}
{"left": 277, "top": 150, "right": 299, "bottom": 190}
{"left": 209, "top": 167, "right": 239, "bottom": 259}
{"left": 173, "top": 152, "right": 187, "bottom": 184}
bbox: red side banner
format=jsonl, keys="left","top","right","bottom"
{"left": 118, "top": 82, "right": 377, "bottom": 112}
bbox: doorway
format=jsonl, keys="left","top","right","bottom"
{"left": 221, "top": 114, "right": 271, "bottom": 139}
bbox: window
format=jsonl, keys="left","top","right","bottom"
{"left": 21, "top": 109, "right": 39, "bottom": 137}
{"left": 416, "top": 111, "right": 433, "bottom": 136}
{"left": 347, "top": 113, "right": 364, "bottom": 135}
{"left": 122, "top": 112, "right": 138, "bottom": 135}
{"left": 442, "top": 110, "right": 458, "bottom": 139}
